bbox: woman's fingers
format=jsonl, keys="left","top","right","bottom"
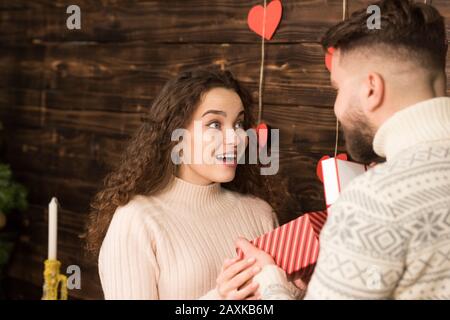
{"left": 218, "top": 257, "right": 256, "bottom": 283}
{"left": 230, "top": 281, "right": 259, "bottom": 300}
{"left": 221, "top": 257, "right": 240, "bottom": 272}
{"left": 245, "top": 294, "right": 261, "bottom": 300}
{"left": 235, "top": 238, "right": 276, "bottom": 268}
{"left": 229, "top": 265, "right": 261, "bottom": 291}
{"left": 216, "top": 257, "right": 263, "bottom": 299}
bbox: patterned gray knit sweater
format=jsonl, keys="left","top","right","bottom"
{"left": 254, "top": 97, "right": 450, "bottom": 299}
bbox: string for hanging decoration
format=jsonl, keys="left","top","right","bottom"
{"left": 247, "top": 0, "right": 282, "bottom": 149}
{"left": 342, "top": 0, "right": 348, "bottom": 20}
{"left": 334, "top": 113, "right": 339, "bottom": 158}
{"left": 258, "top": 0, "right": 267, "bottom": 124}
{"left": 333, "top": 0, "right": 348, "bottom": 157}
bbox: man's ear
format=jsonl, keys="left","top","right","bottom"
{"left": 361, "top": 72, "right": 384, "bottom": 113}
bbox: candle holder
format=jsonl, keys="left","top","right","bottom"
{"left": 42, "top": 259, "right": 68, "bottom": 300}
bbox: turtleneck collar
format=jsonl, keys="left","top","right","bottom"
{"left": 373, "top": 97, "right": 450, "bottom": 161}
{"left": 158, "top": 176, "right": 225, "bottom": 211}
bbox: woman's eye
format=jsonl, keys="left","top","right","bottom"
{"left": 207, "top": 121, "right": 221, "bottom": 129}
{"left": 234, "top": 121, "right": 244, "bottom": 129}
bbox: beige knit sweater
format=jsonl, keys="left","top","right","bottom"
{"left": 98, "top": 176, "right": 278, "bottom": 299}
{"left": 254, "top": 97, "right": 450, "bottom": 300}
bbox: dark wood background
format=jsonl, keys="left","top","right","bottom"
{"left": 0, "top": 0, "right": 449, "bottom": 300}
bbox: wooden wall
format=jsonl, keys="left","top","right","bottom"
{"left": 1, "top": 0, "right": 449, "bottom": 299}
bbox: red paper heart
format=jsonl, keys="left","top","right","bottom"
{"left": 247, "top": 0, "right": 283, "bottom": 40}
{"left": 325, "top": 47, "right": 335, "bottom": 72}
{"left": 256, "top": 123, "right": 269, "bottom": 149}
{"left": 316, "top": 155, "right": 330, "bottom": 183}
{"left": 316, "top": 153, "right": 348, "bottom": 183}
{"left": 336, "top": 153, "right": 348, "bottom": 161}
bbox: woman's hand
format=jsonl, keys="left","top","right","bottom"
{"left": 235, "top": 237, "right": 276, "bottom": 268}
{"left": 216, "top": 256, "right": 262, "bottom": 300}
{"left": 237, "top": 238, "right": 308, "bottom": 295}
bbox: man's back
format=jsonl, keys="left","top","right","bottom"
{"left": 307, "top": 98, "right": 450, "bottom": 299}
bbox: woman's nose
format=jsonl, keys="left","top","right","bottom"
{"left": 224, "top": 128, "right": 238, "bottom": 145}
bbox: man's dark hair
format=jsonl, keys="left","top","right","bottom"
{"left": 321, "top": 0, "right": 448, "bottom": 71}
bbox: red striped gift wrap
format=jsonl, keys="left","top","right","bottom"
{"left": 236, "top": 211, "right": 328, "bottom": 278}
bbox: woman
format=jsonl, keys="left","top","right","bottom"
{"left": 86, "top": 68, "right": 287, "bottom": 299}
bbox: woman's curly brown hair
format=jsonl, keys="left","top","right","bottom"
{"left": 85, "top": 67, "right": 289, "bottom": 257}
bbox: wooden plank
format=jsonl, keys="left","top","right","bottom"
{"left": 0, "top": 88, "right": 152, "bottom": 114}
{"left": 1, "top": 103, "right": 342, "bottom": 150}
{"left": 2, "top": 127, "right": 123, "bottom": 181}
{"left": 0, "top": 0, "right": 396, "bottom": 44}
{"left": 3, "top": 43, "right": 450, "bottom": 112}
{"left": 3, "top": 277, "right": 43, "bottom": 300}
{"left": 11, "top": 170, "right": 97, "bottom": 213}
{"left": 1, "top": 104, "right": 142, "bottom": 135}
{"left": 0, "top": 42, "right": 337, "bottom": 108}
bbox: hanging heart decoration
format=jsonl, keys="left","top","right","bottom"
{"left": 256, "top": 122, "right": 269, "bottom": 150}
{"left": 247, "top": 0, "right": 283, "bottom": 40}
{"left": 247, "top": 1, "right": 283, "bottom": 153}
{"left": 316, "top": 153, "right": 348, "bottom": 183}
{"left": 325, "top": 47, "right": 335, "bottom": 72}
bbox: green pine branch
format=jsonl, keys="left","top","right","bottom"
{"left": 0, "top": 122, "right": 28, "bottom": 215}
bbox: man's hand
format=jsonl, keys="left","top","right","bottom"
{"left": 235, "top": 237, "right": 276, "bottom": 268}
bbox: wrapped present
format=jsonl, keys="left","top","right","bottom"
{"left": 320, "top": 156, "right": 368, "bottom": 207}
{"left": 236, "top": 211, "right": 327, "bottom": 279}
{"left": 235, "top": 157, "right": 367, "bottom": 279}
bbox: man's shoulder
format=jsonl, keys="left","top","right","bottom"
{"left": 349, "top": 140, "right": 450, "bottom": 189}
{"left": 337, "top": 142, "right": 450, "bottom": 220}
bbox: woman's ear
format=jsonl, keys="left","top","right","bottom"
{"left": 361, "top": 72, "right": 384, "bottom": 113}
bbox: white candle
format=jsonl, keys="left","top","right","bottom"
{"left": 48, "top": 197, "right": 58, "bottom": 260}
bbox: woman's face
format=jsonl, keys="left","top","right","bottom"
{"left": 178, "top": 87, "right": 248, "bottom": 185}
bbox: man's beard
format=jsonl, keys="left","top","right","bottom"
{"left": 341, "top": 104, "right": 381, "bottom": 164}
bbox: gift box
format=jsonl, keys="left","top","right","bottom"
{"left": 236, "top": 211, "right": 327, "bottom": 278}
{"left": 235, "top": 158, "right": 367, "bottom": 279}
{"left": 321, "top": 157, "right": 368, "bottom": 207}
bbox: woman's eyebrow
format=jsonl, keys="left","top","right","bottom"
{"left": 201, "top": 110, "right": 227, "bottom": 117}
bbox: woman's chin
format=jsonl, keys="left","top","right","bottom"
{"left": 210, "top": 166, "right": 237, "bottom": 183}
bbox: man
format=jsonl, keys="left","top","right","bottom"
{"left": 236, "top": 0, "right": 450, "bottom": 299}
